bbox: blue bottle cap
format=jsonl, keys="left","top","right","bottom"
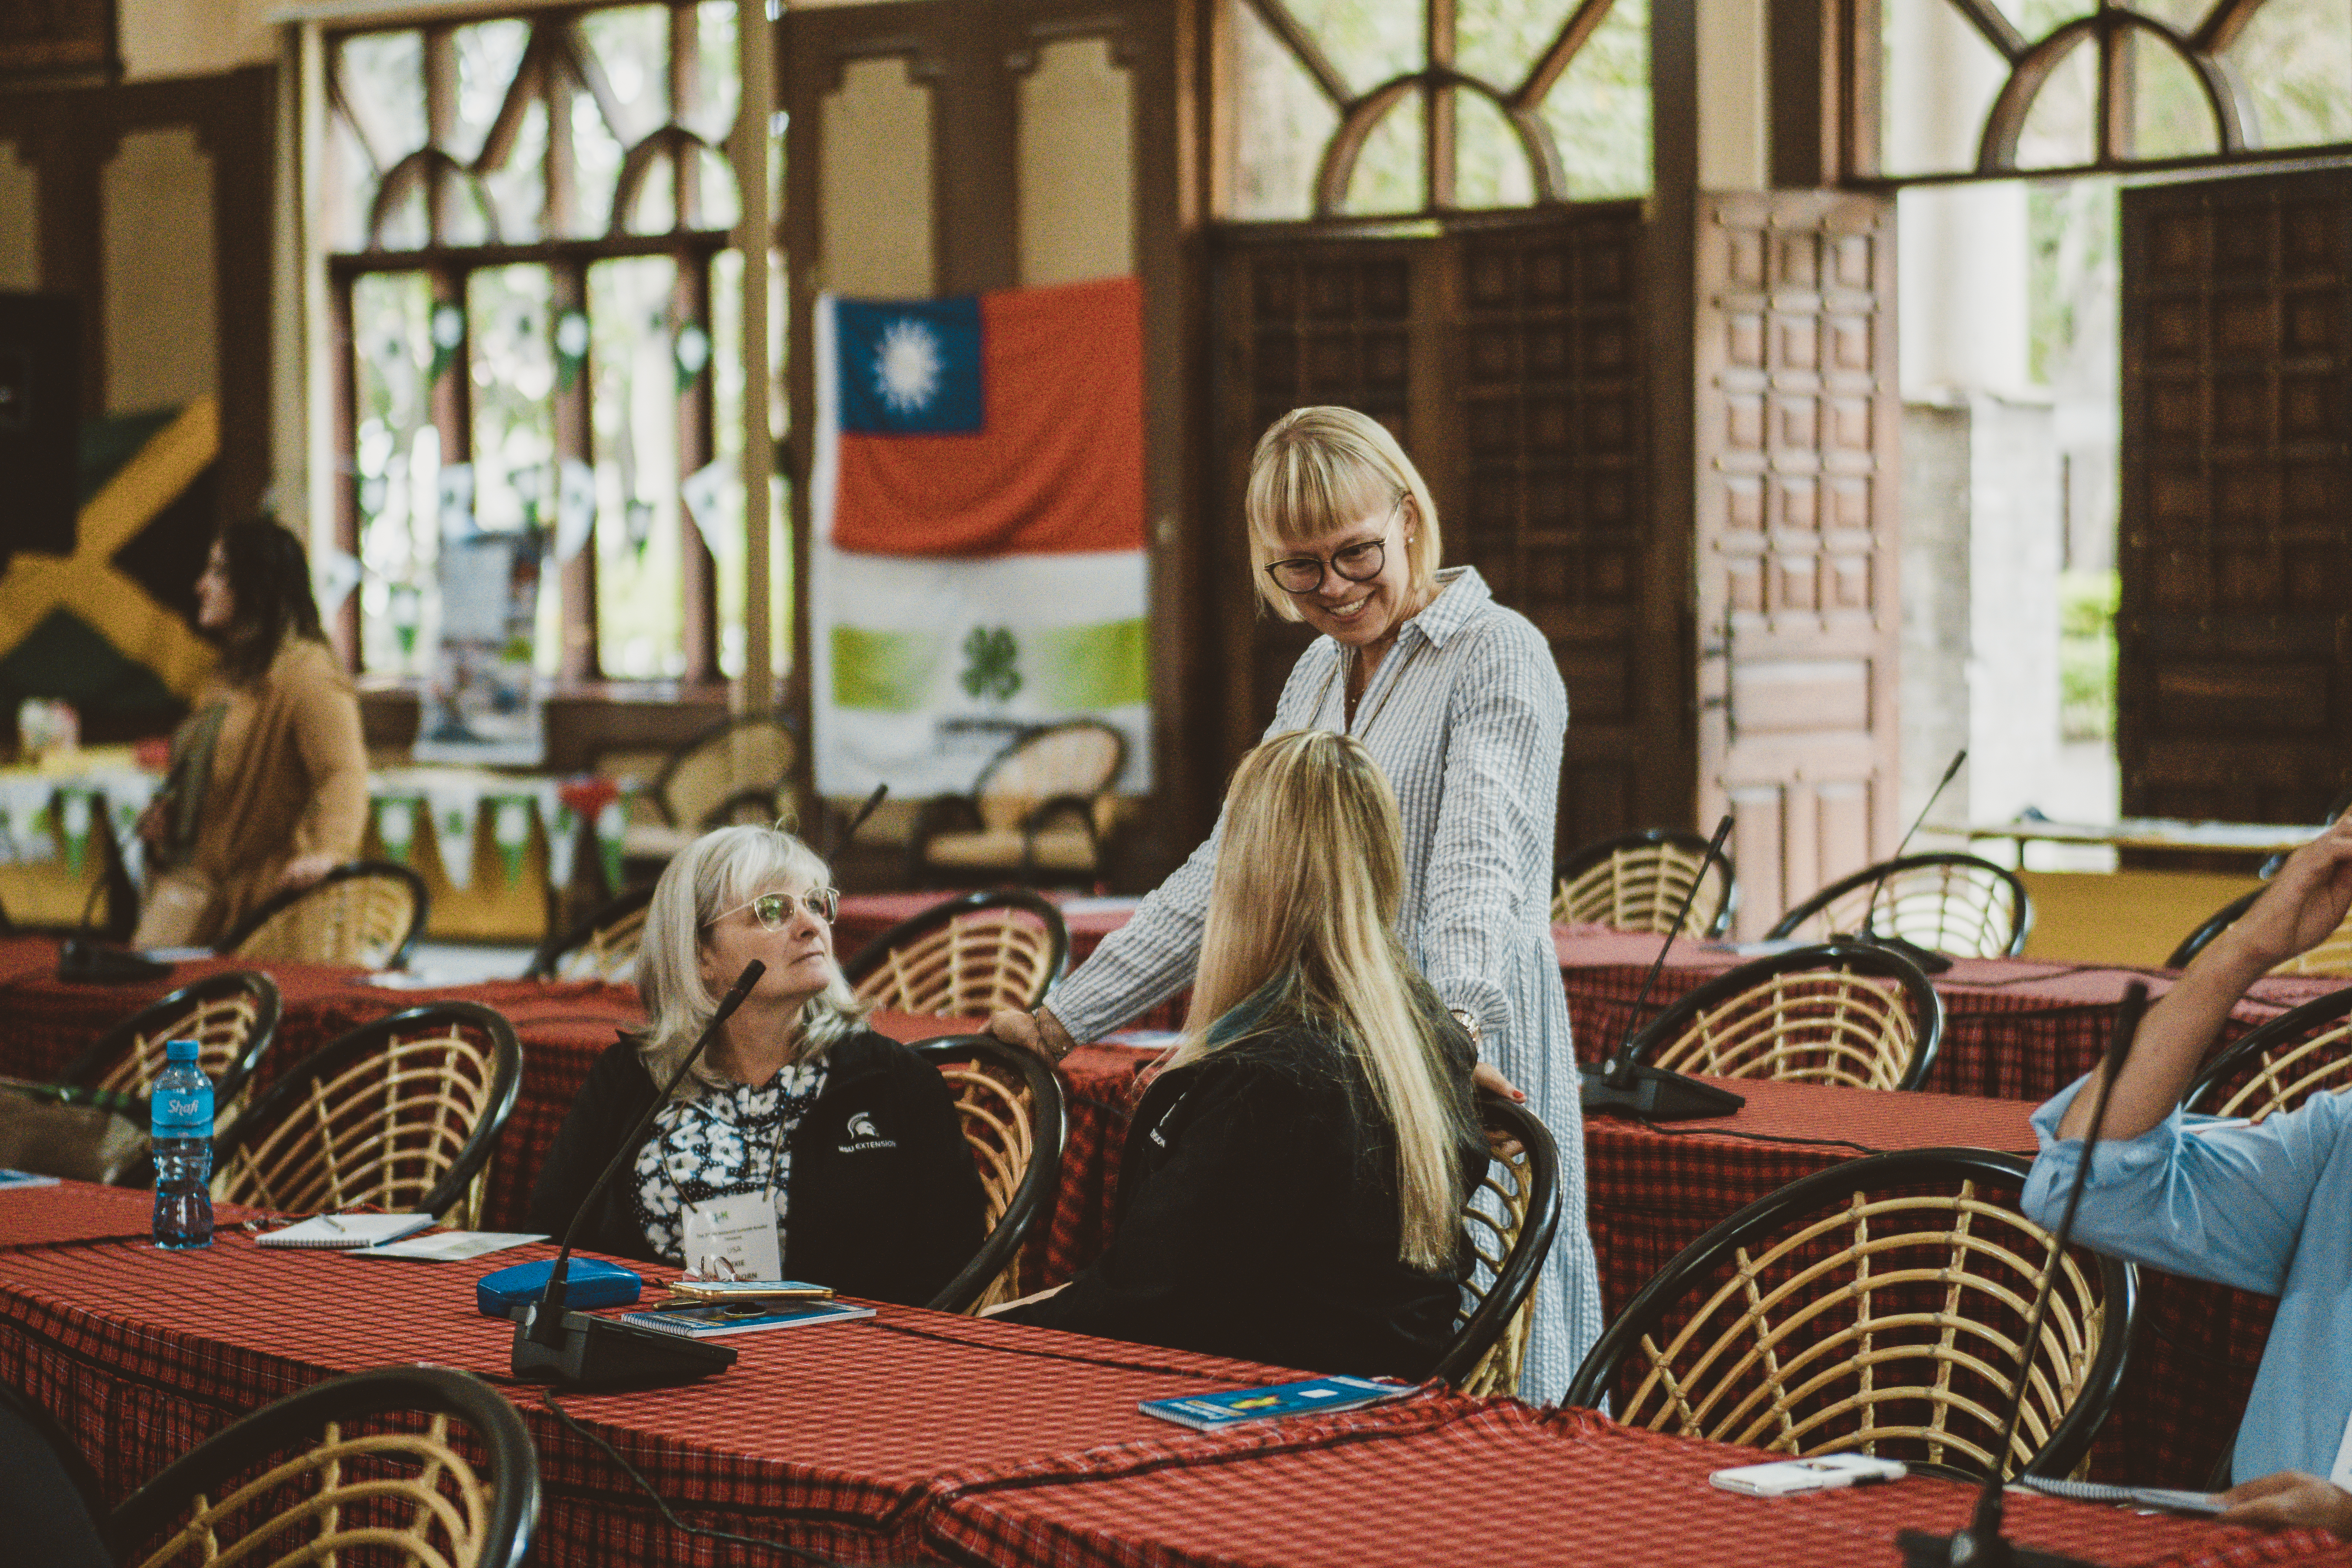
{"left": 164, "top": 1039, "right": 201, "bottom": 1063}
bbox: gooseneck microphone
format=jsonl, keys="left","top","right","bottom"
{"left": 1856, "top": 748, "right": 1968, "bottom": 976}
{"left": 1578, "top": 813, "right": 1747, "bottom": 1122}
{"left": 1896, "top": 981, "right": 2149, "bottom": 1568}
{"left": 825, "top": 783, "right": 888, "bottom": 865}
{"left": 512, "top": 958, "right": 767, "bottom": 1388}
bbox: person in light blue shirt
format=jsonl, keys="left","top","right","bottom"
{"left": 2026, "top": 808, "right": 2352, "bottom": 1533}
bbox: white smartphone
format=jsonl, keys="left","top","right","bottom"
{"left": 1709, "top": 1454, "right": 1909, "bottom": 1497}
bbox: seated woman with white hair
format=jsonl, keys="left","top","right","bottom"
{"left": 529, "top": 825, "right": 985, "bottom": 1305}
{"left": 993, "top": 729, "right": 1490, "bottom": 1379}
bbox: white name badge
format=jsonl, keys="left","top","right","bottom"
{"left": 680, "top": 1192, "right": 782, "bottom": 1281}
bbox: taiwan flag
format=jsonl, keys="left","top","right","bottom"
{"left": 811, "top": 275, "right": 1149, "bottom": 796}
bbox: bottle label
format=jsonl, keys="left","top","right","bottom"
{"left": 153, "top": 1089, "right": 212, "bottom": 1133}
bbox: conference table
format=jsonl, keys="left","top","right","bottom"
{"left": 0, "top": 927, "right": 2312, "bottom": 1487}
{"left": 3, "top": 1181, "right": 2340, "bottom": 1568}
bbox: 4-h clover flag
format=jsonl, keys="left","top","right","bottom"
{"left": 811, "top": 275, "right": 1149, "bottom": 796}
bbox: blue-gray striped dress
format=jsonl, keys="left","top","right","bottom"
{"left": 1049, "top": 565, "right": 1600, "bottom": 1398}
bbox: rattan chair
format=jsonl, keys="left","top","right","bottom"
{"left": 1431, "top": 1092, "right": 1561, "bottom": 1395}
{"left": 843, "top": 890, "right": 1071, "bottom": 1015}
{"left": 523, "top": 884, "right": 654, "bottom": 983}
{"left": 212, "top": 1002, "right": 521, "bottom": 1226}
{"left": 1764, "top": 853, "right": 2031, "bottom": 959}
{"left": 909, "top": 1034, "right": 1069, "bottom": 1314}
{"left": 106, "top": 1366, "right": 537, "bottom": 1568}
{"left": 1626, "top": 940, "right": 1944, "bottom": 1092}
{"left": 615, "top": 712, "right": 804, "bottom": 874}
{"left": 54, "top": 970, "right": 282, "bottom": 1116}
{"left": 2184, "top": 982, "right": 2352, "bottom": 1120}
{"left": 218, "top": 860, "right": 430, "bottom": 969}
{"left": 1563, "top": 1149, "right": 2136, "bottom": 1482}
{"left": 911, "top": 720, "right": 1128, "bottom": 886}
{"left": 1553, "top": 828, "right": 1738, "bottom": 938}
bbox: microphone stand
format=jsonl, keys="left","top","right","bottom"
{"left": 825, "top": 783, "right": 888, "bottom": 866}
{"left": 1854, "top": 749, "right": 1968, "bottom": 976}
{"left": 1579, "top": 814, "right": 1747, "bottom": 1121}
{"left": 512, "top": 959, "right": 768, "bottom": 1389}
{"left": 1896, "top": 981, "right": 2149, "bottom": 1568}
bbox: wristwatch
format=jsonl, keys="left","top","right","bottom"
{"left": 1448, "top": 1008, "right": 1483, "bottom": 1051}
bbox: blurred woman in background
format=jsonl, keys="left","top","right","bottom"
{"left": 134, "top": 519, "right": 366, "bottom": 947}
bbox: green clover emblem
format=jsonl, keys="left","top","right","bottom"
{"left": 960, "top": 626, "right": 1022, "bottom": 703}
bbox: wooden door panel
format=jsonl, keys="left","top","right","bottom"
{"left": 2120, "top": 171, "right": 2352, "bottom": 826}
{"left": 1696, "top": 192, "right": 1902, "bottom": 937}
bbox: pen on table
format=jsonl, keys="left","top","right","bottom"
{"left": 321, "top": 1215, "right": 347, "bottom": 1234}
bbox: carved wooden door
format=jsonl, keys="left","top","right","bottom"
{"left": 1693, "top": 192, "right": 1902, "bottom": 936}
{"left": 1209, "top": 204, "right": 1684, "bottom": 853}
{"left": 2118, "top": 170, "right": 2352, "bottom": 826}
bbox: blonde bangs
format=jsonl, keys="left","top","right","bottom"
{"left": 1245, "top": 407, "right": 1444, "bottom": 621}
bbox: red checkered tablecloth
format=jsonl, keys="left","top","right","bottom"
{"left": 0, "top": 1178, "right": 263, "bottom": 1250}
{"left": 922, "top": 1397, "right": 2349, "bottom": 1568}
{"left": 0, "top": 1215, "right": 1333, "bottom": 1564}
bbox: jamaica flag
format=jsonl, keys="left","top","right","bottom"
{"left": 0, "top": 396, "right": 220, "bottom": 735}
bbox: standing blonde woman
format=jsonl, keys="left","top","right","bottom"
{"left": 998, "top": 731, "right": 1488, "bottom": 1377}
{"left": 991, "top": 405, "right": 1599, "bottom": 1394}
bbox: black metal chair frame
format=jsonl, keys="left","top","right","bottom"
{"left": 1764, "top": 853, "right": 2032, "bottom": 958}
{"left": 646, "top": 710, "right": 802, "bottom": 829}
{"left": 212, "top": 1001, "right": 523, "bottom": 1221}
{"left": 523, "top": 883, "right": 655, "bottom": 981}
{"left": 2167, "top": 887, "right": 2265, "bottom": 971}
{"left": 2184, "top": 981, "right": 2352, "bottom": 1116}
{"left": 54, "top": 969, "right": 284, "bottom": 1110}
{"left": 105, "top": 1366, "right": 539, "bottom": 1568}
{"left": 841, "top": 889, "right": 1073, "bottom": 1005}
{"left": 1563, "top": 1147, "right": 2137, "bottom": 1482}
{"left": 909, "top": 719, "right": 1130, "bottom": 886}
{"left": 1555, "top": 828, "right": 1739, "bottom": 938}
{"left": 1625, "top": 940, "right": 1947, "bottom": 1093}
{"left": 215, "top": 858, "right": 433, "bottom": 969}
{"left": 909, "top": 1034, "right": 1070, "bottom": 1314}
{"left": 1428, "top": 1091, "right": 1561, "bottom": 1388}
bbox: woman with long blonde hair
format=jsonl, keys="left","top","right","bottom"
{"left": 992, "top": 405, "right": 1599, "bottom": 1393}
{"left": 998, "top": 731, "right": 1486, "bottom": 1376}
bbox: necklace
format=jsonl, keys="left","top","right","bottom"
{"left": 1314, "top": 633, "right": 1428, "bottom": 739}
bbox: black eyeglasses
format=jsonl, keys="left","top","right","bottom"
{"left": 1263, "top": 497, "right": 1405, "bottom": 595}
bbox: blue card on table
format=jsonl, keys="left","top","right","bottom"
{"left": 1139, "top": 1376, "right": 1414, "bottom": 1432}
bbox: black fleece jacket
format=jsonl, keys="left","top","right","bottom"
{"left": 1007, "top": 998, "right": 1488, "bottom": 1379}
{"left": 526, "top": 1028, "right": 987, "bottom": 1308}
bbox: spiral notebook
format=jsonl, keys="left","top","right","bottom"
{"left": 256, "top": 1214, "right": 436, "bottom": 1250}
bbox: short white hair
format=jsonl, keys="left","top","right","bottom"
{"left": 636, "top": 824, "right": 867, "bottom": 1093}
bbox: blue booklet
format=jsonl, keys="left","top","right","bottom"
{"left": 619, "top": 1298, "right": 876, "bottom": 1338}
{"left": 1139, "top": 1376, "right": 1414, "bottom": 1432}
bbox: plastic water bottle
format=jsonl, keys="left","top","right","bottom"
{"left": 151, "top": 1039, "right": 214, "bottom": 1251}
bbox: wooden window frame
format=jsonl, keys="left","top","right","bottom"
{"left": 321, "top": 4, "right": 734, "bottom": 684}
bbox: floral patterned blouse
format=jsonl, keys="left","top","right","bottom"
{"left": 633, "top": 1062, "right": 828, "bottom": 1265}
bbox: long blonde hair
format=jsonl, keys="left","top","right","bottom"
{"left": 1177, "top": 729, "right": 1472, "bottom": 1270}
{"left": 637, "top": 824, "right": 869, "bottom": 1093}
{"left": 1245, "top": 407, "right": 1444, "bottom": 623}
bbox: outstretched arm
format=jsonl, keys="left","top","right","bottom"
{"left": 2056, "top": 810, "right": 2352, "bottom": 1142}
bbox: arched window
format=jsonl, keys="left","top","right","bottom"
{"left": 1864, "top": 0, "right": 2352, "bottom": 181}
{"left": 325, "top": 3, "right": 748, "bottom": 684}
{"left": 1228, "top": 0, "right": 1651, "bottom": 218}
